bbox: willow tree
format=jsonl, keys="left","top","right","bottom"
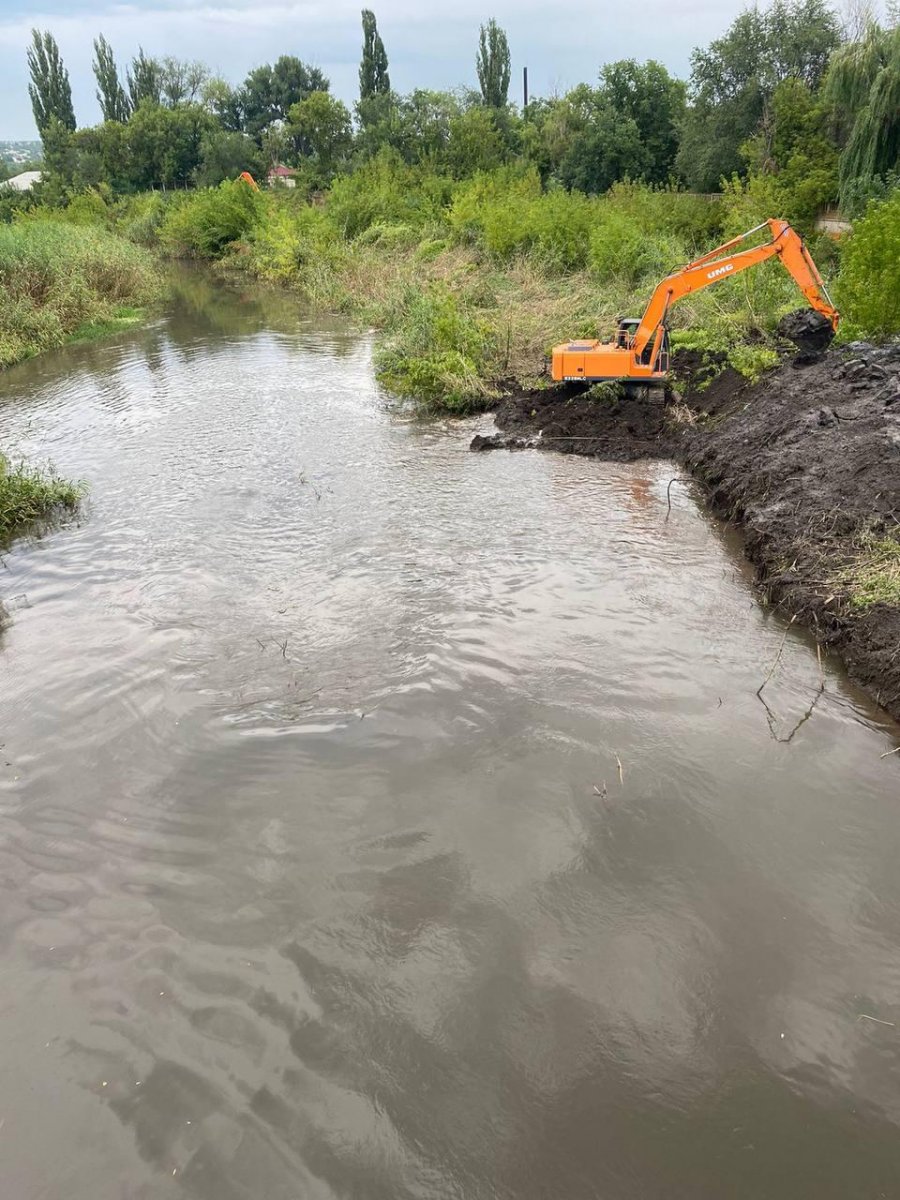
{"left": 826, "top": 21, "right": 900, "bottom": 199}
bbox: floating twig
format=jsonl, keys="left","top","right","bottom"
{"left": 858, "top": 1013, "right": 896, "bottom": 1027}
{"left": 615, "top": 754, "right": 624, "bottom": 786}
{"left": 880, "top": 746, "right": 900, "bottom": 759}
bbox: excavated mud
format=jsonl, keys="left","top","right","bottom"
{"left": 478, "top": 342, "right": 900, "bottom": 721}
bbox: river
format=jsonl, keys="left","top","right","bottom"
{"left": 1, "top": 272, "right": 899, "bottom": 1200}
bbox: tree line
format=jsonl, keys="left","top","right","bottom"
{"left": 19, "top": 4, "right": 900, "bottom": 215}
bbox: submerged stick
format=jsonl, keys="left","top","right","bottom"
{"left": 756, "top": 615, "right": 799, "bottom": 698}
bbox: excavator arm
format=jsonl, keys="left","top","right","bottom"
{"left": 630, "top": 218, "right": 839, "bottom": 364}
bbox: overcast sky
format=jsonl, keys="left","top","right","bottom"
{"left": 0, "top": 0, "right": 784, "bottom": 140}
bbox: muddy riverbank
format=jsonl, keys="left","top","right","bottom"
{"left": 480, "top": 341, "right": 900, "bottom": 721}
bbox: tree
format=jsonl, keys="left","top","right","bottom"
{"left": 201, "top": 78, "right": 245, "bottom": 131}
{"left": 394, "top": 89, "right": 462, "bottom": 163}
{"left": 260, "top": 123, "right": 289, "bottom": 171}
{"left": 835, "top": 188, "right": 900, "bottom": 336}
{"left": 71, "top": 120, "right": 130, "bottom": 192}
{"left": 159, "top": 57, "right": 209, "bottom": 107}
{"left": 555, "top": 88, "right": 649, "bottom": 193}
{"left": 242, "top": 57, "right": 330, "bottom": 141}
{"left": 93, "top": 35, "right": 131, "bottom": 124}
{"left": 360, "top": 10, "right": 390, "bottom": 101}
{"left": 740, "top": 77, "right": 840, "bottom": 226}
{"left": 194, "top": 129, "right": 262, "bottom": 186}
{"left": 288, "top": 92, "right": 352, "bottom": 181}
{"left": 523, "top": 85, "right": 649, "bottom": 193}
{"left": 599, "top": 60, "right": 686, "bottom": 184}
{"left": 825, "top": 20, "right": 900, "bottom": 201}
{"left": 676, "top": 0, "right": 841, "bottom": 190}
{"left": 446, "top": 104, "right": 507, "bottom": 175}
{"left": 126, "top": 101, "right": 215, "bottom": 189}
{"left": 476, "top": 18, "right": 511, "bottom": 108}
{"left": 27, "top": 29, "right": 76, "bottom": 137}
{"left": 128, "top": 49, "right": 162, "bottom": 109}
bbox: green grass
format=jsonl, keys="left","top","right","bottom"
{"left": 0, "top": 221, "right": 161, "bottom": 368}
{"left": 837, "top": 535, "right": 900, "bottom": 609}
{"left": 726, "top": 344, "right": 781, "bottom": 381}
{"left": 67, "top": 306, "right": 146, "bottom": 347}
{"left": 0, "top": 454, "right": 83, "bottom": 543}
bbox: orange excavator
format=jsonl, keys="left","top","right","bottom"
{"left": 551, "top": 219, "right": 839, "bottom": 385}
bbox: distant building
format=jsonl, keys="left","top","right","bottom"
{"left": 266, "top": 164, "right": 298, "bottom": 189}
{"left": 0, "top": 170, "right": 42, "bottom": 192}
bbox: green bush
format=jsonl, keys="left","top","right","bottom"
{"left": 448, "top": 168, "right": 542, "bottom": 246}
{"left": 0, "top": 220, "right": 160, "bottom": 367}
{"left": 376, "top": 286, "right": 497, "bottom": 410}
{"left": 159, "top": 179, "right": 264, "bottom": 258}
{"left": 353, "top": 221, "right": 420, "bottom": 249}
{"left": 835, "top": 189, "right": 900, "bottom": 339}
{"left": 115, "top": 192, "right": 168, "bottom": 245}
{"left": 727, "top": 343, "right": 781, "bottom": 380}
{"left": 450, "top": 170, "right": 595, "bottom": 270}
{"left": 327, "top": 152, "right": 452, "bottom": 238}
{"left": 589, "top": 209, "right": 686, "bottom": 285}
{"left": 602, "top": 181, "right": 723, "bottom": 247}
{"left": 247, "top": 198, "right": 345, "bottom": 284}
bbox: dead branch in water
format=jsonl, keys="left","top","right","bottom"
{"left": 756, "top": 617, "right": 826, "bottom": 743}
{"left": 756, "top": 615, "right": 799, "bottom": 699}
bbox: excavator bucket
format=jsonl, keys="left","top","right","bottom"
{"left": 776, "top": 308, "right": 836, "bottom": 355}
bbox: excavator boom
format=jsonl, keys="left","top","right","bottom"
{"left": 552, "top": 218, "right": 838, "bottom": 384}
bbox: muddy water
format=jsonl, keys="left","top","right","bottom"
{"left": 1, "top": 273, "right": 899, "bottom": 1200}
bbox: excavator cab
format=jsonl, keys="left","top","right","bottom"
{"left": 615, "top": 318, "right": 641, "bottom": 348}
{"left": 614, "top": 317, "right": 670, "bottom": 370}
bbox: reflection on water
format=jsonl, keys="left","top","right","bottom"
{"left": 1, "top": 273, "right": 899, "bottom": 1200}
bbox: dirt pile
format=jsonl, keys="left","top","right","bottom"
{"left": 479, "top": 342, "right": 900, "bottom": 720}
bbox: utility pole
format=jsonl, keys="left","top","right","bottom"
{"left": 523, "top": 66, "right": 529, "bottom": 115}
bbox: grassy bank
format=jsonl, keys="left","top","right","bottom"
{"left": 6, "top": 164, "right": 898, "bottom": 406}
{"left": 0, "top": 453, "right": 82, "bottom": 543}
{"left": 0, "top": 221, "right": 161, "bottom": 369}
{"left": 90, "top": 162, "right": 897, "bottom": 411}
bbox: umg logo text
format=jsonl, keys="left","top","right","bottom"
{"left": 706, "top": 264, "right": 734, "bottom": 280}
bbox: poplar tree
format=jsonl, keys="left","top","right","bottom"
{"left": 127, "top": 48, "right": 163, "bottom": 109}
{"left": 476, "top": 18, "right": 511, "bottom": 108}
{"left": 359, "top": 10, "right": 390, "bottom": 100}
{"left": 27, "top": 29, "right": 76, "bottom": 135}
{"left": 93, "top": 34, "right": 131, "bottom": 123}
